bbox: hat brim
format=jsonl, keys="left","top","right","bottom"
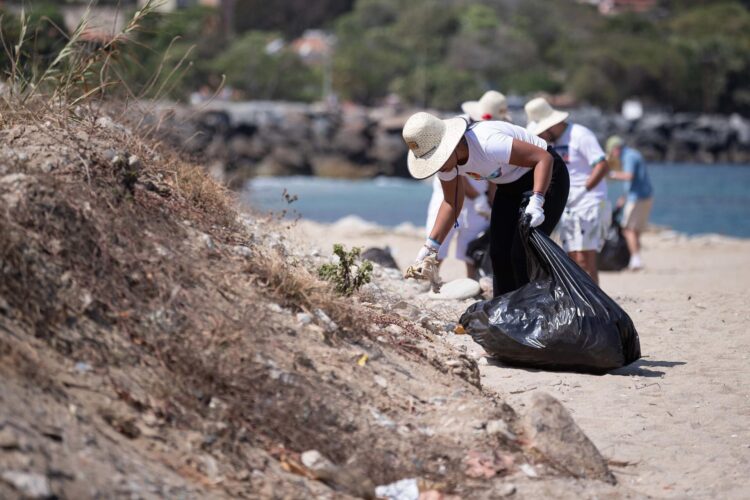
{"left": 461, "top": 101, "right": 481, "bottom": 122}
{"left": 527, "top": 110, "right": 569, "bottom": 136}
{"left": 407, "top": 117, "right": 468, "bottom": 180}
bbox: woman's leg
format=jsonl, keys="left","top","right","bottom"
{"left": 490, "top": 192, "right": 523, "bottom": 296}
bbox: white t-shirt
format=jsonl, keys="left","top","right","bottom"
{"left": 437, "top": 121, "right": 547, "bottom": 185}
{"left": 551, "top": 123, "right": 608, "bottom": 209}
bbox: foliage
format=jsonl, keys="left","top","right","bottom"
{"left": 318, "top": 244, "right": 373, "bottom": 296}
{"left": 211, "top": 31, "right": 322, "bottom": 101}
{"left": 5, "top": 0, "right": 748, "bottom": 113}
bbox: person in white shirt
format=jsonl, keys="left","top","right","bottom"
{"left": 402, "top": 112, "right": 570, "bottom": 296}
{"left": 423, "top": 90, "right": 509, "bottom": 279}
{"left": 525, "top": 98, "right": 611, "bottom": 284}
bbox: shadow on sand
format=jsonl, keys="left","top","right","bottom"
{"left": 483, "top": 356, "right": 685, "bottom": 378}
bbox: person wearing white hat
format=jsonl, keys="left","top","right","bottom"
{"left": 461, "top": 90, "right": 511, "bottom": 122}
{"left": 422, "top": 91, "right": 510, "bottom": 280}
{"left": 525, "top": 97, "right": 611, "bottom": 285}
{"left": 402, "top": 111, "right": 570, "bottom": 296}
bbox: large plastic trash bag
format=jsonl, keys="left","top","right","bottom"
{"left": 460, "top": 216, "right": 641, "bottom": 373}
{"left": 597, "top": 207, "right": 630, "bottom": 271}
{"left": 466, "top": 230, "right": 493, "bottom": 278}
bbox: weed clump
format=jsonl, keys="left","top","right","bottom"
{"left": 318, "top": 244, "right": 373, "bottom": 296}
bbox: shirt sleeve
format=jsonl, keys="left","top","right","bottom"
{"left": 578, "top": 128, "right": 606, "bottom": 167}
{"left": 483, "top": 133, "right": 513, "bottom": 164}
{"left": 622, "top": 150, "right": 638, "bottom": 175}
{"left": 437, "top": 169, "right": 458, "bottom": 182}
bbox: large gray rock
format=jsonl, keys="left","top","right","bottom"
{"left": 521, "top": 392, "right": 615, "bottom": 484}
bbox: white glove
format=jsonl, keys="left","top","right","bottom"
{"left": 524, "top": 193, "right": 545, "bottom": 228}
{"left": 473, "top": 195, "right": 492, "bottom": 219}
{"left": 415, "top": 238, "right": 440, "bottom": 264}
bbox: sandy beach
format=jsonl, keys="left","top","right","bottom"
{"left": 294, "top": 218, "right": 750, "bottom": 498}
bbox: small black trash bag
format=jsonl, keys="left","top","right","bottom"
{"left": 460, "top": 215, "right": 641, "bottom": 373}
{"left": 597, "top": 208, "right": 630, "bottom": 271}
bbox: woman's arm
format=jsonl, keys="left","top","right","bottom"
{"left": 508, "top": 139, "right": 553, "bottom": 194}
{"left": 428, "top": 175, "right": 465, "bottom": 244}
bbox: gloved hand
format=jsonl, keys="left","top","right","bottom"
{"left": 415, "top": 238, "right": 440, "bottom": 264}
{"left": 524, "top": 193, "right": 545, "bottom": 228}
{"left": 473, "top": 195, "right": 492, "bottom": 219}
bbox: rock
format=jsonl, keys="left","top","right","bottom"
{"left": 520, "top": 392, "right": 615, "bottom": 483}
{"left": 485, "top": 419, "right": 517, "bottom": 441}
{"left": 445, "top": 354, "right": 481, "bottom": 389}
{"left": 496, "top": 483, "right": 517, "bottom": 497}
{"left": 233, "top": 245, "right": 253, "bottom": 258}
{"left": 0, "top": 426, "right": 22, "bottom": 450}
{"left": 199, "top": 233, "right": 215, "bottom": 250}
{"left": 361, "top": 247, "right": 399, "bottom": 270}
{"left": 1, "top": 471, "right": 51, "bottom": 498}
{"left": 428, "top": 278, "right": 481, "bottom": 301}
{"left": 301, "top": 450, "right": 376, "bottom": 499}
{"left": 384, "top": 324, "right": 404, "bottom": 336}
{"left": 314, "top": 308, "right": 338, "bottom": 332}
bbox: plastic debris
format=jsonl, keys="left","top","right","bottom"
{"left": 375, "top": 477, "right": 419, "bottom": 500}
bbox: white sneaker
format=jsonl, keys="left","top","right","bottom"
{"left": 628, "top": 254, "right": 643, "bottom": 271}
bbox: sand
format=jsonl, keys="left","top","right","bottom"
{"left": 294, "top": 218, "right": 750, "bottom": 499}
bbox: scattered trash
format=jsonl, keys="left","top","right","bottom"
{"left": 404, "top": 255, "right": 442, "bottom": 293}
{"left": 375, "top": 477, "right": 419, "bottom": 500}
{"left": 74, "top": 361, "right": 92, "bottom": 374}
{"left": 357, "top": 354, "right": 369, "bottom": 366}
{"left": 519, "top": 463, "right": 538, "bottom": 478}
{"left": 460, "top": 216, "right": 641, "bottom": 373}
{"left": 1, "top": 471, "right": 51, "bottom": 499}
{"left": 374, "top": 375, "right": 388, "bottom": 388}
{"left": 464, "top": 450, "right": 513, "bottom": 479}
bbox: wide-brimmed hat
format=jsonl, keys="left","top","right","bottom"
{"left": 461, "top": 90, "right": 509, "bottom": 122}
{"left": 525, "top": 97, "right": 569, "bottom": 136}
{"left": 403, "top": 112, "right": 468, "bottom": 179}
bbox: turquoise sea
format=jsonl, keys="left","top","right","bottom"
{"left": 243, "top": 163, "right": 750, "bottom": 238}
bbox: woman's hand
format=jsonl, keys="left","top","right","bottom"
{"left": 524, "top": 193, "right": 545, "bottom": 227}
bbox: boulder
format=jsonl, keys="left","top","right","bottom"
{"left": 428, "top": 278, "right": 481, "bottom": 301}
{"left": 520, "top": 392, "right": 615, "bottom": 484}
{"left": 361, "top": 247, "right": 399, "bottom": 270}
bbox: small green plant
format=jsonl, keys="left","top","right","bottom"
{"left": 318, "top": 244, "right": 372, "bottom": 296}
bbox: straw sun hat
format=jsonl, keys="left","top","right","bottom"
{"left": 461, "top": 90, "right": 509, "bottom": 122}
{"left": 402, "top": 112, "right": 468, "bottom": 179}
{"left": 525, "top": 97, "right": 569, "bottom": 136}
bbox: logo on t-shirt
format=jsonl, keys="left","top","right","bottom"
{"left": 467, "top": 169, "right": 502, "bottom": 181}
{"left": 554, "top": 144, "right": 570, "bottom": 163}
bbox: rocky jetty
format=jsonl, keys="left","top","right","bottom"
{"left": 159, "top": 101, "right": 750, "bottom": 185}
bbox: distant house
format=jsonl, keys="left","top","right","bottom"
{"left": 578, "top": 0, "right": 657, "bottom": 15}
{"left": 290, "top": 30, "right": 335, "bottom": 64}
{"left": 138, "top": 0, "right": 220, "bottom": 12}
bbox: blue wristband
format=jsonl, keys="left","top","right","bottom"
{"left": 426, "top": 237, "right": 441, "bottom": 250}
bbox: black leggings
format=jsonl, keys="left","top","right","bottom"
{"left": 490, "top": 148, "right": 570, "bottom": 296}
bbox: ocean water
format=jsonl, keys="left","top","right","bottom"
{"left": 243, "top": 163, "right": 750, "bottom": 238}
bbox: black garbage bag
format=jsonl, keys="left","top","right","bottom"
{"left": 460, "top": 215, "right": 641, "bottom": 373}
{"left": 466, "top": 230, "right": 494, "bottom": 278}
{"left": 597, "top": 207, "right": 630, "bottom": 271}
